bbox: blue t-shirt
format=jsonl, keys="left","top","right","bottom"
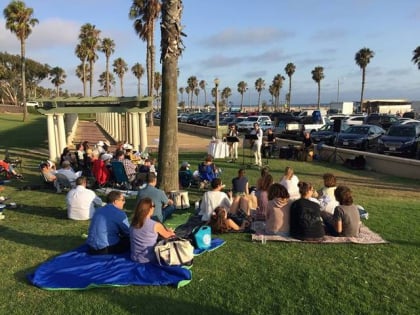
{"left": 130, "top": 218, "right": 158, "bottom": 263}
{"left": 136, "top": 185, "right": 169, "bottom": 222}
{"left": 87, "top": 204, "right": 130, "bottom": 250}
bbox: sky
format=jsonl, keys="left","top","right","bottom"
{"left": 2, "top": 0, "right": 420, "bottom": 106}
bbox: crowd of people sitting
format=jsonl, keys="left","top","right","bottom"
{"left": 196, "top": 167, "right": 361, "bottom": 240}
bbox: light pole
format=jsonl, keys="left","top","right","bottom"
{"left": 214, "top": 78, "right": 220, "bottom": 137}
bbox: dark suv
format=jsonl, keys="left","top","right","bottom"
{"left": 364, "top": 114, "right": 399, "bottom": 130}
{"left": 378, "top": 124, "right": 420, "bottom": 158}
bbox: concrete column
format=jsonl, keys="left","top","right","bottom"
{"left": 46, "top": 114, "right": 58, "bottom": 161}
{"left": 132, "top": 112, "right": 140, "bottom": 152}
{"left": 126, "top": 113, "right": 132, "bottom": 144}
{"left": 56, "top": 113, "right": 67, "bottom": 154}
{"left": 139, "top": 112, "right": 148, "bottom": 152}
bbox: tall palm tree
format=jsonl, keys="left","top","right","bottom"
{"left": 78, "top": 23, "right": 101, "bottom": 97}
{"left": 130, "top": 0, "right": 162, "bottom": 126}
{"left": 3, "top": 0, "right": 38, "bottom": 122}
{"left": 112, "top": 57, "right": 128, "bottom": 96}
{"left": 237, "top": 81, "right": 248, "bottom": 112}
{"left": 194, "top": 87, "right": 200, "bottom": 109}
{"left": 221, "top": 87, "right": 232, "bottom": 108}
{"left": 49, "top": 66, "right": 66, "bottom": 97}
{"left": 75, "top": 43, "right": 89, "bottom": 96}
{"left": 187, "top": 76, "right": 198, "bottom": 109}
{"left": 131, "top": 62, "right": 145, "bottom": 97}
{"left": 412, "top": 46, "right": 420, "bottom": 69}
{"left": 255, "top": 77, "right": 265, "bottom": 112}
{"left": 199, "top": 80, "right": 207, "bottom": 106}
{"left": 99, "top": 37, "right": 115, "bottom": 96}
{"left": 311, "top": 66, "right": 324, "bottom": 109}
{"left": 154, "top": 71, "right": 161, "bottom": 110}
{"left": 284, "top": 62, "right": 296, "bottom": 106}
{"left": 158, "top": 0, "right": 185, "bottom": 190}
{"left": 272, "top": 74, "right": 285, "bottom": 109}
{"left": 185, "top": 86, "right": 191, "bottom": 109}
{"left": 179, "top": 86, "right": 185, "bottom": 103}
{"left": 355, "top": 47, "right": 375, "bottom": 112}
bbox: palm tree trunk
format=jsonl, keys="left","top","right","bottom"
{"left": 317, "top": 83, "right": 321, "bottom": 109}
{"left": 89, "top": 61, "right": 94, "bottom": 97}
{"left": 257, "top": 92, "right": 261, "bottom": 112}
{"left": 158, "top": 0, "right": 181, "bottom": 191}
{"left": 106, "top": 57, "right": 110, "bottom": 96}
{"left": 288, "top": 78, "right": 292, "bottom": 106}
{"left": 360, "top": 68, "right": 366, "bottom": 113}
{"left": 21, "top": 40, "right": 27, "bottom": 122}
{"left": 137, "top": 78, "right": 141, "bottom": 97}
{"left": 240, "top": 93, "right": 244, "bottom": 112}
{"left": 82, "top": 61, "right": 87, "bottom": 97}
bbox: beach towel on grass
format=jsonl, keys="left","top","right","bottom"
{"left": 251, "top": 224, "right": 388, "bottom": 244}
{"left": 27, "top": 244, "right": 192, "bottom": 290}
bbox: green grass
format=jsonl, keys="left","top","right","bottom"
{"left": 0, "top": 113, "right": 419, "bottom": 315}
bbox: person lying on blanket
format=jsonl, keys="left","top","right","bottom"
{"left": 321, "top": 185, "right": 361, "bottom": 237}
{"left": 209, "top": 206, "right": 250, "bottom": 233}
{"left": 86, "top": 191, "right": 130, "bottom": 255}
{"left": 130, "top": 197, "right": 175, "bottom": 263}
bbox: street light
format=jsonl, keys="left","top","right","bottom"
{"left": 214, "top": 78, "right": 220, "bottom": 137}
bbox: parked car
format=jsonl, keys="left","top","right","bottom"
{"left": 25, "top": 101, "right": 39, "bottom": 107}
{"left": 236, "top": 115, "right": 272, "bottom": 133}
{"left": 377, "top": 124, "right": 420, "bottom": 158}
{"left": 178, "top": 113, "right": 190, "bottom": 122}
{"left": 341, "top": 115, "right": 365, "bottom": 128}
{"left": 310, "top": 123, "right": 339, "bottom": 145}
{"left": 336, "top": 124, "right": 386, "bottom": 151}
{"left": 399, "top": 119, "right": 420, "bottom": 126}
{"left": 364, "top": 113, "right": 399, "bottom": 130}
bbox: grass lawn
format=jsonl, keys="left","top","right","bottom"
{"left": 0, "top": 113, "right": 419, "bottom": 315}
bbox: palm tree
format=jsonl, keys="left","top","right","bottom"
{"left": 355, "top": 47, "right": 375, "bottom": 112}
{"left": 78, "top": 23, "right": 101, "bottom": 97}
{"left": 412, "top": 46, "right": 420, "bottom": 69}
{"left": 112, "top": 57, "right": 128, "bottom": 96}
{"left": 3, "top": 0, "right": 38, "bottom": 121}
{"left": 131, "top": 62, "right": 145, "bottom": 97}
{"left": 272, "top": 74, "right": 285, "bottom": 109}
{"left": 187, "top": 76, "right": 198, "bottom": 109}
{"left": 185, "top": 86, "right": 191, "bottom": 109}
{"left": 194, "top": 87, "right": 200, "bottom": 109}
{"left": 158, "top": 0, "right": 185, "bottom": 190}
{"left": 199, "top": 80, "right": 207, "bottom": 106}
{"left": 255, "top": 77, "right": 265, "bottom": 112}
{"left": 237, "top": 81, "right": 248, "bottom": 112}
{"left": 99, "top": 37, "right": 115, "bottom": 96}
{"left": 284, "top": 62, "right": 296, "bottom": 106}
{"left": 221, "top": 87, "right": 232, "bottom": 108}
{"left": 129, "top": 0, "right": 162, "bottom": 126}
{"left": 98, "top": 71, "right": 115, "bottom": 95}
{"left": 154, "top": 71, "right": 161, "bottom": 110}
{"left": 311, "top": 66, "right": 324, "bottom": 109}
{"left": 49, "top": 66, "right": 66, "bottom": 97}
{"left": 75, "top": 43, "right": 89, "bottom": 96}
{"left": 179, "top": 86, "right": 185, "bottom": 103}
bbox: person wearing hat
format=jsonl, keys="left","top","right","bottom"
{"left": 56, "top": 160, "right": 81, "bottom": 188}
{"left": 96, "top": 141, "right": 105, "bottom": 154}
{"left": 179, "top": 161, "right": 193, "bottom": 189}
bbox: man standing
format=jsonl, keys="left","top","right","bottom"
{"left": 251, "top": 122, "right": 263, "bottom": 166}
{"left": 86, "top": 191, "right": 130, "bottom": 255}
{"left": 66, "top": 176, "right": 104, "bottom": 220}
{"left": 136, "top": 172, "right": 175, "bottom": 223}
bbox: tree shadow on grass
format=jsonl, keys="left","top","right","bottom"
{"left": 7, "top": 204, "right": 67, "bottom": 220}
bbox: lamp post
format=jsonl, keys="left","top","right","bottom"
{"left": 214, "top": 78, "right": 220, "bottom": 137}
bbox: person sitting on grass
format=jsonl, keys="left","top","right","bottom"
{"left": 198, "top": 154, "right": 219, "bottom": 184}
{"left": 198, "top": 178, "right": 232, "bottom": 222}
{"left": 86, "top": 190, "right": 130, "bottom": 255}
{"left": 290, "top": 181, "right": 325, "bottom": 241}
{"left": 322, "top": 185, "right": 361, "bottom": 237}
{"left": 279, "top": 166, "right": 300, "bottom": 200}
{"left": 209, "top": 206, "right": 249, "bottom": 233}
{"left": 0, "top": 159, "right": 23, "bottom": 179}
{"left": 317, "top": 173, "right": 339, "bottom": 214}
{"left": 255, "top": 173, "right": 273, "bottom": 220}
{"left": 265, "top": 183, "right": 291, "bottom": 236}
{"left": 66, "top": 176, "right": 104, "bottom": 220}
{"left": 130, "top": 197, "right": 175, "bottom": 264}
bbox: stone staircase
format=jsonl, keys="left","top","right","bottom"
{"left": 72, "top": 121, "right": 116, "bottom": 150}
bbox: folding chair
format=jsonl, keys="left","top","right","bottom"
{"left": 110, "top": 161, "right": 132, "bottom": 190}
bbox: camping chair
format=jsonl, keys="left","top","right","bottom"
{"left": 39, "top": 165, "right": 71, "bottom": 192}
{"left": 110, "top": 161, "right": 132, "bottom": 190}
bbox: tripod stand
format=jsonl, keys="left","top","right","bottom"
{"left": 327, "top": 134, "right": 344, "bottom": 163}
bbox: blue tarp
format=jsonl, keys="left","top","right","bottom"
{"left": 27, "top": 238, "right": 225, "bottom": 290}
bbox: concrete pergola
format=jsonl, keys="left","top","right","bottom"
{"left": 37, "top": 96, "right": 153, "bottom": 162}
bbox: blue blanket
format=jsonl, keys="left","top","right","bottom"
{"left": 27, "top": 238, "right": 225, "bottom": 290}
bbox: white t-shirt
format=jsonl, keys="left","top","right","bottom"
{"left": 66, "top": 185, "right": 103, "bottom": 220}
{"left": 280, "top": 174, "right": 300, "bottom": 200}
{"left": 199, "top": 190, "right": 232, "bottom": 221}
